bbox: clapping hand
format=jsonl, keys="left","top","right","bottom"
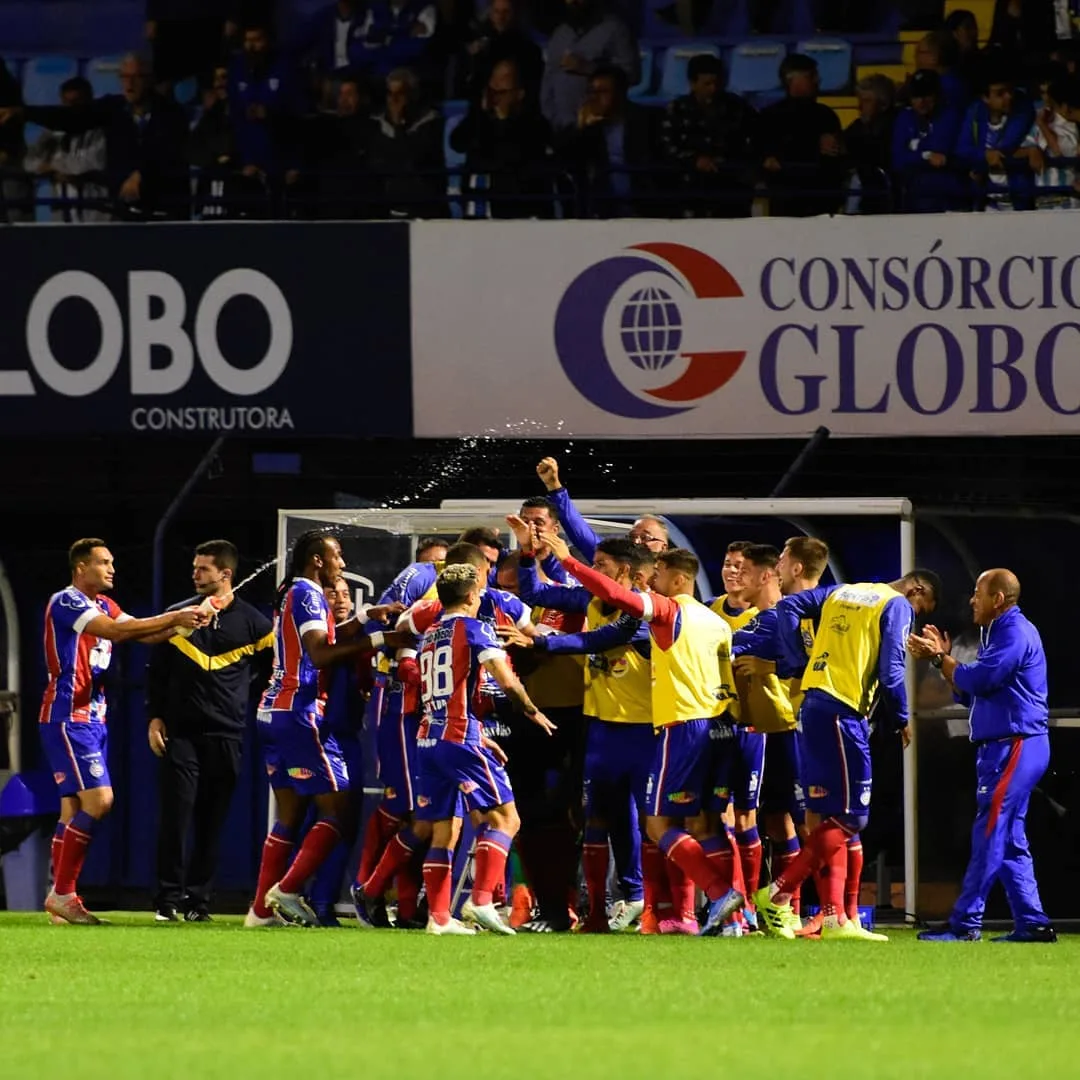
{"left": 536, "top": 527, "right": 570, "bottom": 562}
{"left": 506, "top": 514, "right": 536, "bottom": 555}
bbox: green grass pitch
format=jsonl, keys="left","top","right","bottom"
{"left": 1, "top": 913, "right": 1073, "bottom": 1079}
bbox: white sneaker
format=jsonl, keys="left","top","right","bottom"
{"left": 425, "top": 916, "right": 476, "bottom": 936}
{"left": 462, "top": 899, "right": 515, "bottom": 935}
{"left": 265, "top": 883, "right": 318, "bottom": 927}
{"left": 243, "top": 907, "right": 282, "bottom": 928}
{"left": 608, "top": 898, "right": 645, "bottom": 932}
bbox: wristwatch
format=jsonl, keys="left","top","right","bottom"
{"left": 930, "top": 653, "right": 945, "bottom": 669}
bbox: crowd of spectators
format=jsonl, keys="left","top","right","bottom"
{"left": 0, "top": 0, "right": 1077, "bottom": 221}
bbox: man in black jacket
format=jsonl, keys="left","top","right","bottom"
{"left": 147, "top": 539, "right": 273, "bottom": 921}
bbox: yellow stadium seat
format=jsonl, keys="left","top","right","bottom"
{"left": 832, "top": 106, "right": 859, "bottom": 129}
{"left": 820, "top": 95, "right": 858, "bottom": 109}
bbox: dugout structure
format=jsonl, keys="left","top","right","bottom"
{"left": 278, "top": 497, "right": 930, "bottom": 918}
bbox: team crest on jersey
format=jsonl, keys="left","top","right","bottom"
{"left": 53, "top": 772, "right": 66, "bottom": 785}
{"left": 288, "top": 767, "right": 315, "bottom": 780}
{"left": 859, "top": 789, "right": 871, "bottom": 806}
{"left": 88, "top": 762, "right": 105, "bottom": 779}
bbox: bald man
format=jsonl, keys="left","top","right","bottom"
{"left": 908, "top": 569, "right": 1055, "bottom": 944}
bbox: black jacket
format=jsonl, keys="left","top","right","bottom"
{"left": 146, "top": 595, "right": 273, "bottom": 738}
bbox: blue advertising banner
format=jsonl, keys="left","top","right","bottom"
{"left": 0, "top": 222, "right": 411, "bottom": 436}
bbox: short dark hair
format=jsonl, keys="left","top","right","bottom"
{"left": 444, "top": 541, "right": 490, "bottom": 571}
{"left": 905, "top": 568, "right": 943, "bottom": 603}
{"left": 416, "top": 535, "right": 447, "bottom": 558}
{"left": 436, "top": 563, "right": 481, "bottom": 608}
{"left": 657, "top": 547, "right": 699, "bottom": 578}
{"left": 688, "top": 53, "right": 724, "bottom": 83}
{"left": 457, "top": 526, "right": 502, "bottom": 553}
{"left": 596, "top": 537, "right": 638, "bottom": 565}
{"left": 520, "top": 495, "right": 559, "bottom": 523}
{"left": 69, "top": 538, "right": 106, "bottom": 571}
{"left": 726, "top": 540, "right": 755, "bottom": 555}
{"left": 944, "top": 8, "right": 976, "bottom": 33}
{"left": 743, "top": 543, "right": 780, "bottom": 570}
{"left": 60, "top": 76, "right": 92, "bottom": 99}
{"left": 626, "top": 544, "right": 657, "bottom": 574}
{"left": 195, "top": 539, "right": 238, "bottom": 573}
{"left": 780, "top": 53, "right": 817, "bottom": 81}
{"left": 979, "top": 60, "right": 1014, "bottom": 96}
{"left": 592, "top": 64, "right": 628, "bottom": 97}
{"left": 784, "top": 536, "right": 830, "bottom": 580}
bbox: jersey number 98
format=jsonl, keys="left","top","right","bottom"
{"left": 420, "top": 644, "right": 454, "bottom": 705}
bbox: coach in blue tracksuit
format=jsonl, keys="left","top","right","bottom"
{"left": 909, "top": 569, "right": 1055, "bottom": 943}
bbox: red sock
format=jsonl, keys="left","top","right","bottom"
{"left": 356, "top": 807, "right": 401, "bottom": 886}
{"left": 364, "top": 827, "right": 420, "bottom": 899}
{"left": 473, "top": 828, "right": 513, "bottom": 907}
{"left": 395, "top": 864, "right": 421, "bottom": 921}
{"left": 641, "top": 840, "right": 670, "bottom": 913}
{"left": 730, "top": 833, "right": 747, "bottom": 898}
{"left": 54, "top": 811, "right": 97, "bottom": 896}
{"left": 51, "top": 823, "right": 67, "bottom": 886}
{"left": 423, "top": 847, "right": 453, "bottom": 925}
{"left": 253, "top": 825, "right": 295, "bottom": 917}
{"left": 582, "top": 828, "right": 609, "bottom": 920}
{"left": 845, "top": 836, "right": 864, "bottom": 922}
{"left": 736, "top": 829, "right": 763, "bottom": 896}
{"left": 280, "top": 820, "right": 342, "bottom": 894}
{"left": 775, "top": 818, "right": 851, "bottom": 902}
{"left": 665, "top": 856, "right": 697, "bottom": 919}
{"left": 820, "top": 842, "right": 847, "bottom": 919}
{"left": 660, "top": 829, "right": 726, "bottom": 903}
{"left": 702, "top": 836, "right": 735, "bottom": 893}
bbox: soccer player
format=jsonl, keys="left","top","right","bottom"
{"left": 41, "top": 538, "right": 208, "bottom": 924}
{"left": 754, "top": 568, "right": 941, "bottom": 941}
{"left": 710, "top": 541, "right": 757, "bottom": 631}
{"left": 248, "top": 530, "right": 405, "bottom": 928}
{"left": 415, "top": 563, "right": 555, "bottom": 935}
{"left": 537, "top": 527, "right": 745, "bottom": 936}
{"left": 910, "top": 569, "right": 1056, "bottom": 943}
{"left": 416, "top": 536, "right": 449, "bottom": 564}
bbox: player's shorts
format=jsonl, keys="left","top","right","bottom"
{"left": 707, "top": 721, "right": 766, "bottom": 813}
{"left": 796, "top": 691, "right": 871, "bottom": 818}
{"left": 335, "top": 730, "right": 365, "bottom": 799}
{"left": 376, "top": 699, "right": 419, "bottom": 816}
{"left": 584, "top": 719, "right": 657, "bottom": 818}
{"left": 645, "top": 718, "right": 713, "bottom": 819}
{"left": 40, "top": 722, "right": 111, "bottom": 798}
{"left": 760, "top": 729, "right": 806, "bottom": 823}
{"left": 257, "top": 708, "right": 350, "bottom": 796}
{"left": 414, "top": 738, "right": 515, "bottom": 822}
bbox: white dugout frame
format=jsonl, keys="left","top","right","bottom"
{"left": 277, "top": 497, "right": 918, "bottom": 918}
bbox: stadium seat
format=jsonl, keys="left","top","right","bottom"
{"left": 656, "top": 41, "right": 721, "bottom": 100}
{"left": 21, "top": 55, "right": 78, "bottom": 106}
{"left": 727, "top": 40, "right": 785, "bottom": 95}
{"left": 84, "top": 55, "right": 123, "bottom": 97}
{"left": 797, "top": 38, "right": 852, "bottom": 93}
{"left": 628, "top": 45, "right": 654, "bottom": 99}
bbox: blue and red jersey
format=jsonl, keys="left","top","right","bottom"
{"left": 417, "top": 615, "right": 505, "bottom": 745}
{"left": 39, "top": 587, "right": 128, "bottom": 725}
{"left": 260, "top": 578, "right": 335, "bottom": 716}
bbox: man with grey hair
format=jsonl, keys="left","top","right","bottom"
{"left": 843, "top": 73, "right": 897, "bottom": 213}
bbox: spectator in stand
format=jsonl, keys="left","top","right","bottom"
{"left": 459, "top": 0, "right": 544, "bottom": 106}
{"left": 912, "top": 29, "right": 972, "bottom": 113}
{"left": 229, "top": 25, "right": 303, "bottom": 212}
{"left": 659, "top": 53, "right": 757, "bottom": 218}
{"left": 755, "top": 54, "right": 845, "bottom": 217}
{"left": 1018, "top": 74, "right": 1080, "bottom": 208}
{"left": 892, "top": 69, "right": 966, "bottom": 211}
{"left": 844, "top": 74, "right": 897, "bottom": 213}
{"left": 990, "top": 0, "right": 1059, "bottom": 86}
{"left": 0, "top": 59, "right": 29, "bottom": 222}
{"left": 298, "top": 0, "right": 371, "bottom": 79}
{"left": 190, "top": 65, "right": 238, "bottom": 218}
{"left": 559, "top": 65, "right": 657, "bottom": 217}
{"left": 957, "top": 64, "right": 1036, "bottom": 210}
{"left": 1, "top": 54, "right": 189, "bottom": 220}
{"left": 314, "top": 74, "right": 376, "bottom": 218}
{"left": 540, "top": 0, "right": 639, "bottom": 133}
{"left": 24, "top": 77, "right": 109, "bottom": 223}
{"left": 944, "top": 9, "right": 983, "bottom": 96}
{"left": 358, "top": 0, "right": 438, "bottom": 81}
{"left": 367, "top": 67, "right": 445, "bottom": 216}
{"left": 450, "top": 59, "right": 554, "bottom": 218}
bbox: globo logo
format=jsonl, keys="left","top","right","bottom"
{"left": 0, "top": 268, "right": 293, "bottom": 398}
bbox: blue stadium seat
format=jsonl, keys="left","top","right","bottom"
{"left": 628, "top": 45, "right": 654, "bottom": 99}
{"left": 657, "top": 41, "right": 721, "bottom": 100}
{"left": 21, "top": 55, "right": 79, "bottom": 106}
{"left": 727, "top": 41, "right": 786, "bottom": 95}
{"left": 84, "top": 55, "right": 123, "bottom": 98}
{"left": 796, "top": 38, "right": 852, "bottom": 93}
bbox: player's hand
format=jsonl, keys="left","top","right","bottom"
{"left": 536, "top": 527, "right": 570, "bottom": 562}
{"left": 505, "top": 514, "right": 535, "bottom": 555}
{"left": 986, "top": 149, "right": 1005, "bottom": 169}
{"left": 906, "top": 633, "right": 936, "bottom": 658}
{"left": 368, "top": 601, "right": 406, "bottom": 623}
{"left": 481, "top": 735, "right": 508, "bottom": 765}
{"left": 527, "top": 708, "right": 557, "bottom": 735}
{"left": 497, "top": 625, "right": 533, "bottom": 649}
{"left": 920, "top": 624, "right": 950, "bottom": 654}
{"left": 174, "top": 606, "right": 209, "bottom": 630}
{"left": 733, "top": 655, "right": 776, "bottom": 676}
{"left": 536, "top": 457, "right": 560, "bottom": 491}
{"left": 119, "top": 170, "right": 142, "bottom": 202}
{"left": 148, "top": 717, "right": 168, "bottom": 757}
{"left": 899, "top": 725, "right": 912, "bottom": 749}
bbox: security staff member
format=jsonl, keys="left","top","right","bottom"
{"left": 147, "top": 539, "right": 273, "bottom": 921}
{"left": 910, "top": 569, "right": 1056, "bottom": 944}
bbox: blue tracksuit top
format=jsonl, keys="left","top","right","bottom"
{"left": 952, "top": 605, "right": 1049, "bottom": 743}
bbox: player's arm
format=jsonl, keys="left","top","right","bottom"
{"left": 537, "top": 458, "right": 602, "bottom": 562}
{"left": 302, "top": 627, "right": 411, "bottom": 669}
{"left": 732, "top": 607, "right": 779, "bottom": 672}
{"left": 527, "top": 612, "right": 643, "bottom": 656}
{"left": 83, "top": 606, "right": 206, "bottom": 643}
{"left": 338, "top": 601, "right": 406, "bottom": 639}
{"left": 877, "top": 596, "right": 913, "bottom": 737}
{"left": 516, "top": 553, "right": 590, "bottom": 613}
{"left": 948, "top": 627, "right": 1023, "bottom": 696}
{"left": 775, "top": 586, "right": 832, "bottom": 675}
{"left": 481, "top": 653, "right": 556, "bottom": 735}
